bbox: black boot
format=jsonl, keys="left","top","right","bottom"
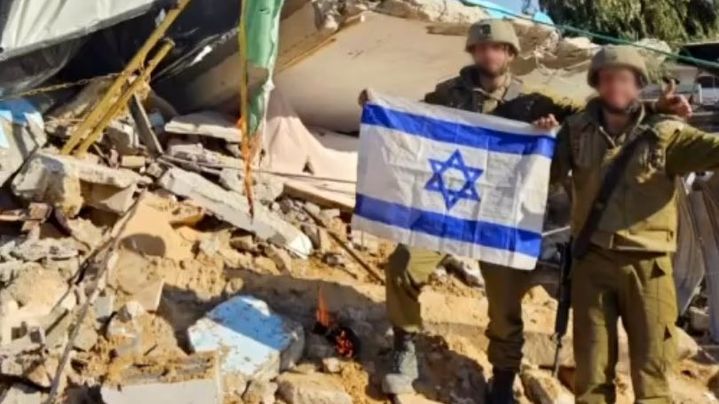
{"left": 382, "top": 328, "right": 419, "bottom": 394}
{"left": 488, "top": 368, "right": 516, "bottom": 404}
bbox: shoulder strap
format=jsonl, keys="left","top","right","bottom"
{"left": 503, "top": 79, "right": 523, "bottom": 102}
{"left": 572, "top": 125, "right": 653, "bottom": 258}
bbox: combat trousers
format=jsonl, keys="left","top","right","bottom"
{"left": 385, "top": 244, "right": 552, "bottom": 371}
{"left": 573, "top": 246, "right": 677, "bottom": 404}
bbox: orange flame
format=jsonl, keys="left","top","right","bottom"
{"left": 316, "top": 286, "right": 331, "bottom": 328}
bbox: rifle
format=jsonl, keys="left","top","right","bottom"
{"left": 550, "top": 125, "right": 653, "bottom": 377}
{"left": 552, "top": 240, "right": 572, "bottom": 377}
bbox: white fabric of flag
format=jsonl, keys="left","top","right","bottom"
{"left": 352, "top": 91, "right": 558, "bottom": 270}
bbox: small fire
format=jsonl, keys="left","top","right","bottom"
{"left": 316, "top": 286, "right": 332, "bottom": 328}
{"left": 313, "top": 286, "right": 360, "bottom": 359}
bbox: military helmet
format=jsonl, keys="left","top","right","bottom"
{"left": 588, "top": 45, "right": 649, "bottom": 88}
{"left": 465, "top": 19, "right": 520, "bottom": 55}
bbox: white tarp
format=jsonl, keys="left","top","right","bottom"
{"left": 0, "top": 0, "right": 163, "bottom": 61}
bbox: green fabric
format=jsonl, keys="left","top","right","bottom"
{"left": 243, "top": 0, "right": 284, "bottom": 137}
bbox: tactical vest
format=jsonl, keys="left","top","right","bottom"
{"left": 565, "top": 109, "right": 679, "bottom": 253}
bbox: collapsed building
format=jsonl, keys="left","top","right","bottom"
{"left": 0, "top": 0, "right": 718, "bottom": 403}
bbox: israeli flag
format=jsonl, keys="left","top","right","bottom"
{"left": 352, "top": 91, "right": 558, "bottom": 270}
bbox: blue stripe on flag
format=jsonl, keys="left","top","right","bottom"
{"left": 355, "top": 194, "right": 541, "bottom": 257}
{"left": 361, "top": 103, "right": 556, "bottom": 158}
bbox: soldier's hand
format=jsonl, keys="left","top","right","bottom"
{"left": 358, "top": 89, "right": 369, "bottom": 107}
{"left": 656, "top": 80, "right": 692, "bottom": 119}
{"left": 533, "top": 114, "right": 559, "bottom": 130}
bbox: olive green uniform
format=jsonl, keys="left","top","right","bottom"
{"left": 385, "top": 66, "right": 576, "bottom": 371}
{"left": 552, "top": 100, "right": 719, "bottom": 403}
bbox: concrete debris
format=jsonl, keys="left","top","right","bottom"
{"left": 93, "top": 291, "right": 115, "bottom": 320}
{"left": 219, "top": 169, "right": 284, "bottom": 204}
{"left": 106, "top": 119, "right": 140, "bottom": 154}
{"left": 520, "top": 368, "right": 573, "bottom": 404}
{"left": 266, "top": 245, "right": 293, "bottom": 272}
{"left": 321, "top": 357, "right": 342, "bottom": 374}
{"left": 72, "top": 315, "right": 99, "bottom": 352}
{"left": 0, "top": 354, "right": 59, "bottom": 388}
{"left": 243, "top": 380, "right": 278, "bottom": 404}
{"left": 120, "top": 155, "right": 147, "bottom": 169}
{"left": 159, "top": 167, "right": 312, "bottom": 257}
{"left": 118, "top": 301, "right": 146, "bottom": 321}
{"left": 111, "top": 251, "right": 166, "bottom": 312}
{"left": 12, "top": 152, "right": 144, "bottom": 215}
{"left": 0, "top": 383, "right": 43, "bottom": 404}
{"left": 65, "top": 217, "right": 104, "bottom": 249}
{"left": 167, "top": 142, "right": 242, "bottom": 170}
{"left": 165, "top": 111, "right": 242, "bottom": 143}
{"left": 230, "top": 234, "right": 257, "bottom": 253}
{"left": 101, "top": 354, "right": 223, "bottom": 404}
{"left": 277, "top": 371, "right": 352, "bottom": 404}
{"left": 12, "top": 237, "right": 80, "bottom": 262}
{"left": 302, "top": 224, "right": 332, "bottom": 253}
{"left": 188, "top": 295, "right": 305, "bottom": 383}
{"left": 322, "top": 252, "right": 347, "bottom": 267}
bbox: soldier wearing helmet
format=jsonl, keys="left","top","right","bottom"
{"left": 548, "top": 45, "right": 719, "bottom": 403}
{"left": 373, "top": 20, "right": 691, "bottom": 402}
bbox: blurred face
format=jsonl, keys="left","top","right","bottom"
{"left": 471, "top": 42, "right": 514, "bottom": 77}
{"left": 596, "top": 67, "right": 642, "bottom": 112}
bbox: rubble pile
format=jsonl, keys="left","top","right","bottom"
{"left": 0, "top": 1, "right": 714, "bottom": 402}
{"left": 0, "top": 79, "right": 716, "bottom": 404}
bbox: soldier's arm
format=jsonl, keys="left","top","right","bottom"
{"left": 550, "top": 125, "right": 572, "bottom": 184}
{"left": 424, "top": 84, "right": 450, "bottom": 106}
{"left": 664, "top": 121, "right": 719, "bottom": 175}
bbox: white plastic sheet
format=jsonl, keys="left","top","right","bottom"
{"left": 0, "top": 0, "right": 163, "bottom": 61}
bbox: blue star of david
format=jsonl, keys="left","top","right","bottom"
{"left": 425, "top": 150, "right": 483, "bottom": 210}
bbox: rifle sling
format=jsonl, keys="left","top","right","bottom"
{"left": 572, "top": 127, "right": 652, "bottom": 259}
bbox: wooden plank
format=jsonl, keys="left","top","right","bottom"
{"left": 130, "top": 94, "right": 164, "bottom": 156}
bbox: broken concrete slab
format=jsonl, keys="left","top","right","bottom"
{"left": 105, "top": 119, "right": 140, "bottom": 155}
{"left": 12, "top": 151, "right": 144, "bottom": 215}
{"left": 277, "top": 372, "right": 352, "bottom": 404}
{"left": 188, "top": 295, "right": 305, "bottom": 384}
{"left": 101, "top": 353, "right": 223, "bottom": 404}
{"left": 165, "top": 111, "right": 241, "bottom": 143}
{"left": 159, "top": 167, "right": 312, "bottom": 257}
{"left": 219, "top": 169, "right": 284, "bottom": 204}
{"left": 167, "top": 142, "right": 242, "bottom": 168}
{"left": 12, "top": 237, "right": 80, "bottom": 262}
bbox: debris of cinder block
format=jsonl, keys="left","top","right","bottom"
{"left": 159, "top": 167, "right": 312, "bottom": 257}
{"left": 105, "top": 119, "right": 140, "bottom": 155}
{"left": 94, "top": 291, "right": 115, "bottom": 321}
{"left": 101, "top": 353, "right": 223, "bottom": 404}
{"left": 188, "top": 295, "right": 305, "bottom": 384}
{"left": 444, "top": 255, "right": 483, "bottom": 287}
{"left": 277, "top": 371, "right": 352, "bottom": 404}
{"left": 12, "top": 152, "right": 144, "bottom": 216}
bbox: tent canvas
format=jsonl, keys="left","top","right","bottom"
{"left": 0, "top": 0, "right": 166, "bottom": 62}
